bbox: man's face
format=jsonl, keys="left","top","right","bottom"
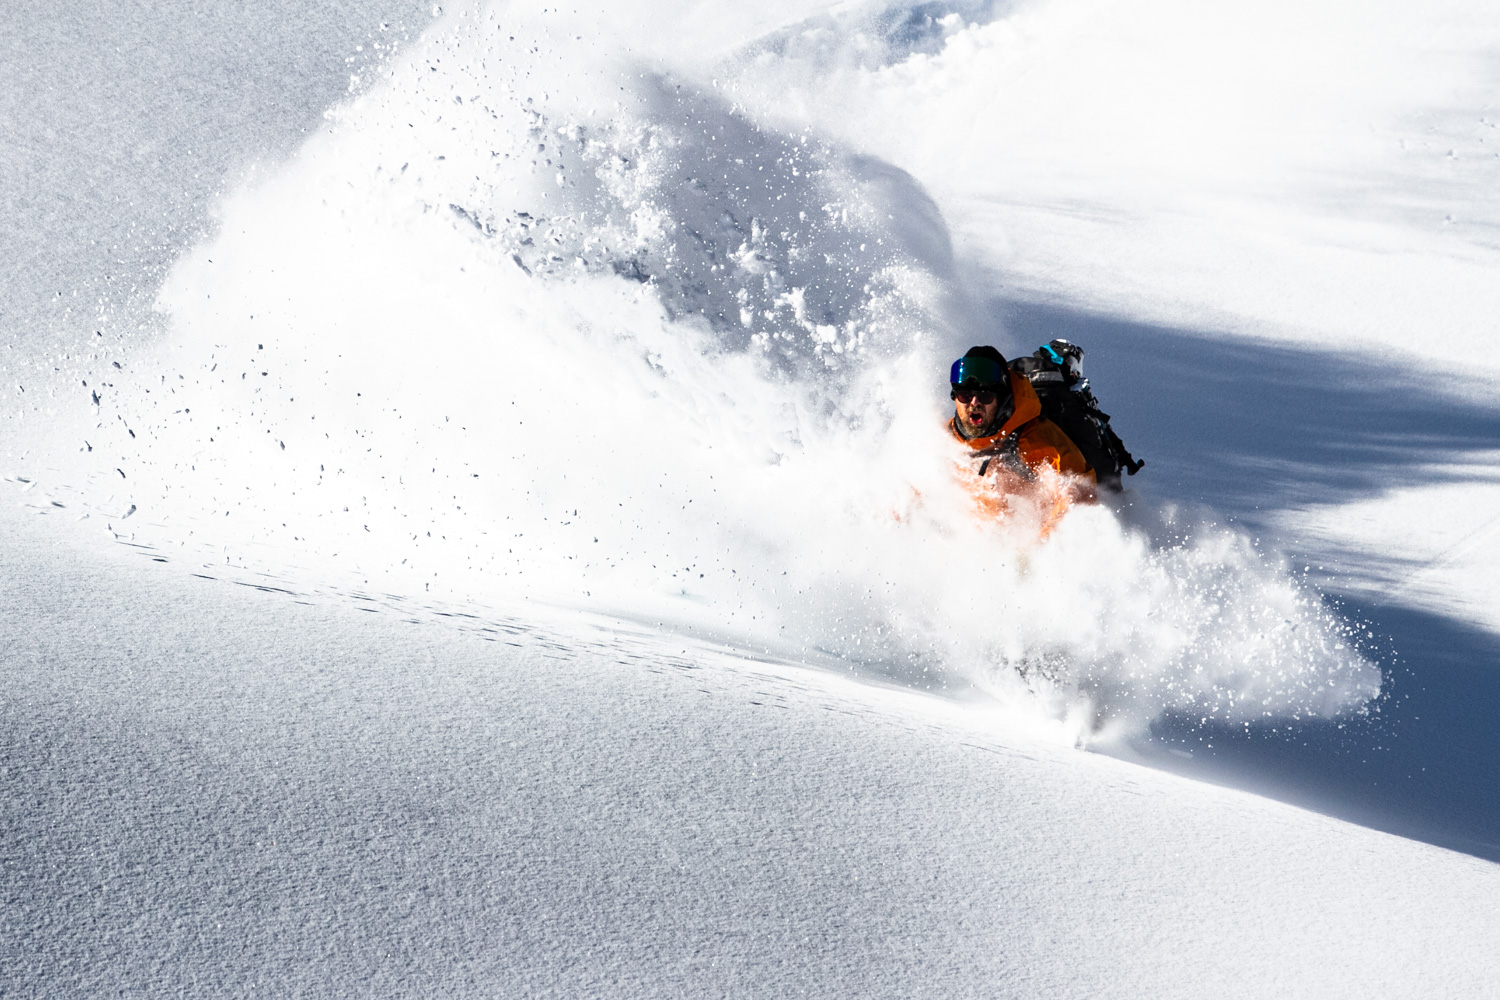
{"left": 954, "top": 384, "right": 1000, "bottom": 436}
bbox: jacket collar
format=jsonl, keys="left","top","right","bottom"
{"left": 949, "top": 370, "right": 1041, "bottom": 450}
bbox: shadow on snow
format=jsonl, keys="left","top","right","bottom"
{"left": 990, "top": 298, "right": 1500, "bottom": 864}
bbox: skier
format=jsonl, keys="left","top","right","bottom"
{"left": 947, "top": 345, "right": 1094, "bottom": 529}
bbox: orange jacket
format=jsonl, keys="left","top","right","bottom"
{"left": 948, "top": 371, "right": 1095, "bottom": 527}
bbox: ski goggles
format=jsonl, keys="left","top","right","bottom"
{"left": 952, "top": 386, "right": 999, "bottom": 405}
{"left": 949, "top": 355, "right": 1005, "bottom": 387}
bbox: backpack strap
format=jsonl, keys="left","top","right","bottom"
{"left": 975, "top": 431, "right": 1034, "bottom": 482}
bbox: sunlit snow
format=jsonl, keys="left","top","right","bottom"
{"left": 3, "top": 1, "right": 1498, "bottom": 996}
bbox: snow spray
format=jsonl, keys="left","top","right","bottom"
{"left": 67, "top": 1, "right": 1380, "bottom": 732}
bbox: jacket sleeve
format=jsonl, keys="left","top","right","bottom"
{"left": 1019, "top": 419, "right": 1097, "bottom": 483}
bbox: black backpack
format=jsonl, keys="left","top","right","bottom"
{"left": 1010, "top": 340, "right": 1143, "bottom": 491}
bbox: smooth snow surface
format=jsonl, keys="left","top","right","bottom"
{"left": 3, "top": 0, "right": 1499, "bottom": 995}
{"left": 4, "top": 502, "right": 1498, "bottom": 998}
{"left": 1277, "top": 479, "right": 1500, "bottom": 635}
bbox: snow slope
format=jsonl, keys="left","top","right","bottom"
{"left": 4, "top": 499, "right": 1498, "bottom": 998}
{"left": 3, "top": 0, "right": 1499, "bottom": 995}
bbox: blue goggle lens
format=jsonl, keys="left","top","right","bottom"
{"left": 950, "top": 356, "right": 1004, "bottom": 385}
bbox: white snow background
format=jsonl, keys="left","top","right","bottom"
{"left": 2, "top": 1, "right": 1498, "bottom": 996}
